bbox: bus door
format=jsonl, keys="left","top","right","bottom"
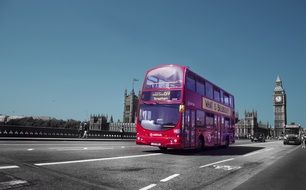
{"left": 214, "top": 116, "right": 221, "bottom": 145}
{"left": 183, "top": 109, "right": 196, "bottom": 148}
{"left": 220, "top": 117, "right": 225, "bottom": 145}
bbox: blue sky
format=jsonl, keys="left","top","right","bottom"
{"left": 0, "top": 0, "right": 305, "bottom": 127}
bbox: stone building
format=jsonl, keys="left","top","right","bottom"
{"left": 123, "top": 89, "right": 139, "bottom": 123}
{"left": 273, "top": 75, "right": 287, "bottom": 137}
{"left": 89, "top": 114, "right": 109, "bottom": 131}
{"left": 235, "top": 110, "right": 271, "bottom": 138}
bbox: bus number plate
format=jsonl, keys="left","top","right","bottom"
{"left": 151, "top": 143, "right": 161, "bottom": 146}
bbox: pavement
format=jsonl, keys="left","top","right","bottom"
{"left": 0, "top": 137, "right": 135, "bottom": 141}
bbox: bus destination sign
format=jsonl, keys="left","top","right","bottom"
{"left": 202, "top": 97, "right": 231, "bottom": 117}
{"left": 152, "top": 91, "right": 171, "bottom": 101}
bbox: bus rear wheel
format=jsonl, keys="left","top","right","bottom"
{"left": 197, "top": 136, "right": 204, "bottom": 152}
{"left": 223, "top": 137, "right": 230, "bottom": 149}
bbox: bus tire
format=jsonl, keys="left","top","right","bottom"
{"left": 224, "top": 137, "right": 230, "bottom": 148}
{"left": 159, "top": 147, "right": 168, "bottom": 152}
{"left": 197, "top": 136, "right": 204, "bottom": 152}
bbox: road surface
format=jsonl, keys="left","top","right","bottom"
{"left": 0, "top": 139, "right": 304, "bottom": 189}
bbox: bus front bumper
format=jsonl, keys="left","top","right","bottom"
{"left": 136, "top": 136, "right": 182, "bottom": 149}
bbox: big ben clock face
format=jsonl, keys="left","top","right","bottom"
{"left": 275, "top": 96, "right": 282, "bottom": 102}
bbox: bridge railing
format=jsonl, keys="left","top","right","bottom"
{"left": 0, "top": 125, "right": 136, "bottom": 139}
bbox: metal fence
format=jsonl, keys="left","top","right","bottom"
{"left": 0, "top": 125, "right": 136, "bottom": 139}
{"left": 109, "top": 123, "right": 136, "bottom": 132}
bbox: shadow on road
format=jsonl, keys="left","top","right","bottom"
{"left": 144, "top": 146, "right": 264, "bottom": 156}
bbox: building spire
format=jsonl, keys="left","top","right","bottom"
{"left": 276, "top": 75, "right": 281, "bottom": 83}
{"left": 274, "top": 75, "right": 284, "bottom": 92}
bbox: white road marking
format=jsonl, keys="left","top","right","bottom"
{"left": 0, "top": 165, "right": 20, "bottom": 170}
{"left": 27, "top": 148, "right": 34, "bottom": 151}
{"left": 213, "top": 165, "right": 241, "bottom": 171}
{"left": 243, "top": 147, "right": 274, "bottom": 157}
{"left": 0, "top": 180, "right": 28, "bottom": 186}
{"left": 139, "top": 184, "right": 157, "bottom": 190}
{"left": 160, "top": 174, "right": 180, "bottom": 182}
{"left": 47, "top": 147, "right": 113, "bottom": 151}
{"left": 35, "top": 153, "right": 162, "bottom": 166}
{"left": 243, "top": 151, "right": 261, "bottom": 157}
{"left": 233, "top": 141, "right": 278, "bottom": 147}
{"left": 199, "top": 158, "right": 234, "bottom": 168}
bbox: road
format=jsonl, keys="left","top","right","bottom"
{"left": 0, "top": 139, "right": 304, "bottom": 190}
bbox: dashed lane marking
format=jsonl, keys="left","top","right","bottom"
{"left": 0, "top": 165, "right": 19, "bottom": 170}
{"left": 160, "top": 174, "right": 180, "bottom": 182}
{"left": 35, "top": 153, "right": 162, "bottom": 166}
{"left": 199, "top": 158, "right": 234, "bottom": 168}
{"left": 139, "top": 184, "right": 157, "bottom": 190}
{"left": 213, "top": 165, "right": 242, "bottom": 171}
{"left": 0, "top": 180, "right": 28, "bottom": 187}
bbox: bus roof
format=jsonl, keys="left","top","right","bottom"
{"left": 144, "top": 64, "right": 234, "bottom": 97}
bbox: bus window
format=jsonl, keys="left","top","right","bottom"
{"left": 214, "top": 88, "right": 220, "bottom": 102}
{"left": 196, "top": 110, "right": 205, "bottom": 127}
{"left": 229, "top": 95, "right": 234, "bottom": 108}
{"left": 220, "top": 90, "right": 224, "bottom": 104}
{"left": 214, "top": 115, "right": 218, "bottom": 126}
{"left": 224, "top": 93, "right": 230, "bottom": 106}
{"left": 187, "top": 76, "right": 196, "bottom": 91}
{"left": 205, "top": 113, "right": 214, "bottom": 127}
{"left": 225, "top": 118, "right": 230, "bottom": 128}
{"left": 145, "top": 66, "right": 183, "bottom": 89}
{"left": 205, "top": 82, "right": 213, "bottom": 99}
{"left": 196, "top": 81, "right": 205, "bottom": 96}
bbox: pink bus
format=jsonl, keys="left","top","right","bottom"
{"left": 136, "top": 65, "right": 235, "bottom": 151}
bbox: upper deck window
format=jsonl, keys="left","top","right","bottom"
{"left": 224, "top": 93, "right": 230, "bottom": 106}
{"left": 196, "top": 81, "right": 205, "bottom": 96}
{"left": 144, "top": 66, "right": 183, "bottom": 89}
{"left": 186, "top": 77, "right": 196, "bottom": 91}
{"left": 214, "top": 88, "right": 220, "bottom": 102}
{"left": 205, "top": 82, "right": 213, "bottom": 99}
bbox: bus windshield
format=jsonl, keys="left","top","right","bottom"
{"left": 144, "top": 66, "right": 183, "bottom": 89}
{"left": 139, "top": 104, "right": 179, "bottom": 131}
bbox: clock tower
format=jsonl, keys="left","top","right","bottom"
{"left": 273, "top": 75, "right": 287, "bottom": 137}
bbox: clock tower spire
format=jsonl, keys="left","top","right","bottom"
{"left": 273, "top": 75, "right": 287, "bottom": 137}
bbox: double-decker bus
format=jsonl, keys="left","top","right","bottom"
{"left": 136, "top": 65, "right": 235, "bottom": 151}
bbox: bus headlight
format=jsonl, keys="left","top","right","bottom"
{"left": 173, "top": 129, "right": 180, "bottom": 134}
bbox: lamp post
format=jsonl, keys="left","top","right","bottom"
{"left": 132, "top": 78, "right": 139, "bottom": 91}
